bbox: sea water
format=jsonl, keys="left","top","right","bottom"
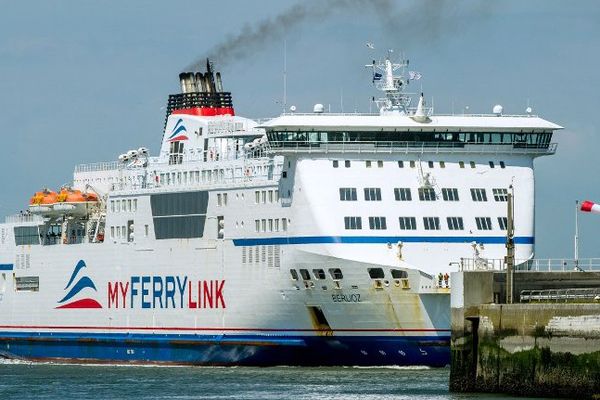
{"left": 0, "top": 361, "right": 547, "bottom": 399}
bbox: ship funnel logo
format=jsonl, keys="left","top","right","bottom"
{"left": 167, "top": 118, "right": 189, "bottom": 142}
{"left": 56, "top": 260, "right": 102, "bottom": 309}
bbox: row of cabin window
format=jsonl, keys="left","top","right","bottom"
{"left": 290, "top": 268, "right": 344, "bottom": 281}
{"left": 340, "top": 187, "right": 508, "bottom": 202}
{"left": 109, "top": 224, "right": 150, "bottom": 241}
{"left": 333, "top": 160, "right": 506, "bottom": 169}
{"left": 110, "top": 198, "right": 138, "bottom": 213}
{"left": 254, "top": 218, "right": 289, "bottom": 233}
{"left": 254, "top": 189, "right": 280, "bottom": 204}
{"left": 344, "top": 216, "right": 508, "bottom": 231}
{"left": 216, "top": 193, "right": 228, "bottom": 206}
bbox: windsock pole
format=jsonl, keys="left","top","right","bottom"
{"left": 575, "top": 200, "right": 579, "bottom": 262}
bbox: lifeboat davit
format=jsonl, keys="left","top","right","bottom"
{"left": 28, "top": 188, "right": 99, "bottom": 217}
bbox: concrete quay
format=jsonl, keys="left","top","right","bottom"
{"left": 450, "top": 268, "right": 600, "bottom": 399}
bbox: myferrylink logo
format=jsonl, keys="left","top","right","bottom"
{"left": 107, "top": 276, "right": 226, "bottom": 309}
{"left": 56, "top": 260, "right": 103, "bottom": 309}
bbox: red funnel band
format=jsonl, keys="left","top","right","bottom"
{"left": 172, "top": 107, "right": 235, "bottom": 117}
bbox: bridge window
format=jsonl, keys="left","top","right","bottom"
{"left": 290, "top": 269, "right": 299, "bottom": 280}
{"left": 391, "top": 269, "right": 408, "bottom": 279}
{"left": 299, "top": 269, "right": 311, "bottom": 280}
{"left": 14, "top": 226, "right": 40, "bottom": 246}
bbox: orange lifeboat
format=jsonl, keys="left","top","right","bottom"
{"left": 29, "top": 188, "right": 99, "bottom": 216}
{"left": 53, "top": 188, "right": 99, "bottom": 216}
{"left": 30, "top": 189, "right": 58, "bottom": 206}
{"left": 29, "top": 189, "right": 58, "bottom": 215}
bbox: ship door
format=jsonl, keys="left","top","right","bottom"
{"left": 307, "top": 306, "right": 333, "bottom": 336}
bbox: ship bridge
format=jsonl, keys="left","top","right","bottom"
{"left": 260, "top": 113, "right": 562, "bottom": 156}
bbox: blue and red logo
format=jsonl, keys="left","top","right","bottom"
{"left": 56, "top": 260, "right": 102, "bottom": 309}
{"left": 167, "top": 118, "right": 188, "bottom": 142}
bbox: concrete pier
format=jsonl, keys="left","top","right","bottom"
{"left": 450, "top": 269, "right": 600, "bottom": 398}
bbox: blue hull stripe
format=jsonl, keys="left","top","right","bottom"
{"left": 233, "top": 235, "right": 534, "bottom": 246}
{"left": 0, "top": 331, "right": 450, "bottom": 367}
{"left": 0, "top": 264, "right": 13, "bottom": 271}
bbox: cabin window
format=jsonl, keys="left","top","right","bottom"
{"left": 255, "top": 220, "right": 260, "bottom": 232}
{"left": 169, "top": 141, "right": 184, "bottom": 165}
{"left": 447, "top": 217, "right": 464, "bottom": 230}
{"left": 365, "top": 160, "right": 372, "bottom": 168}
{"left": 410, "top": 161, "right": 416, "bottom": 168}
{"left": 394, "top": 188, "right": 412, "bottom": 201}
{"left": 489, "top": 161, "right": 495, "bottom": 168}
{"left": 398, "top": 161, "right": 404, "bottom": 168}
{"left": 368, "top": 216, "right": 387, "bottom": 230}
{"left": 475, "top": 217, "right": 493, "bottom": 230}
{"left": 333, "top": 160, "right": 339, "bottom": 168}
{"left": 299, "top": 269, "right": 311, "bottom": 280}
{"left": 339, "top": 188, "right": 357, "bottom": 201}
{"left": 255, "top": 191, "right": 260, "bottom": 204}
{"left": 500, "top": 161, "right": 506, "bottom": 168}
{"left": 329, "top": 268, "right": 343, "bottom": 280}
{"left": 439, "top": 161, "right": 446, "bottom": 168}
{"left": 344, "top": 216, "right": 362, "bottom": 230}
{"left": 470, "top": 161, "right": 476, "bottom": 168}
{"left": 368, "top": 268, "right": 385, "bottom": 279}
{"left": 428, "top": 161, "right": 434, "bottom": 168}
{"left": 377, "top": 160, "right": 383, "bottom": 168}
{"left": 493, "top": 188, "right": 508, "bottom": 202}
{"left": 418, "top": 188, "right": 436, "bottom": 201}
{"left": 470, "top": 188, "right": 488, "bottom": 202}
{"left": 364, "top": 188, "right": 382, "bottom": 201}
{"left": 442, "top": 188, "right": 459, "bottom": 201}
{"left": 498, "top": 217, "right": 508, "bottom": 230}
{"left": 282, "top": 219, "right": 288, "bottom": 231}
{"left": 345, "top": 160, "right": 351, "bottom": 168}
{"left": 423, "top": 217, "right": 441, "bottom": 230}
{"left": 313, "top": 269, "right": 326, "bottom": 280}
{"left": 391, "top": 269, "right": 408, "bottom": 279}
{"left": 459, "top": 161, "right": 465, "bottom": 168}
{"left": 398, "top": 217, "right": 417, "bottom": 230}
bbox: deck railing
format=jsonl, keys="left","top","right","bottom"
{"left": 520, "top": 287, "right": 600, "bottom": 303}
{"left": 459, "top": 257, "right": 600, "bottom": 272}
{"left": 268, "top": 141, "right": 557, "bottom": 155}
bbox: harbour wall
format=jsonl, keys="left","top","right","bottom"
{"left": 450, "top": 271, "right": 600, "bottom": 398}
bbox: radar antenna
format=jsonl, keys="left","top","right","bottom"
{"left": 365, "top": 50, "right": 412, "bottom": 115}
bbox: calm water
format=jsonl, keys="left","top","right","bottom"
{"left": 0, "top": 362, "right": 540, "bottom": 400}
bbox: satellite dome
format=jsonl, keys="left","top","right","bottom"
{"left": 492, "top": 104, "right": 503, "bottom": 116}
{"left": 313, "top": 103, "right": 325, "bottom": 114}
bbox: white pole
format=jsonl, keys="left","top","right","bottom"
{"left": 283, "top": 40, "right": 287, "bottom": 113}
{"left": 575, "top": 200, "right": 579, "bottom": 262}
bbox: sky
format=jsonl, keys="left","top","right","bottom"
{"left": 0, "top": 0, "right": 598, "bottom": 258}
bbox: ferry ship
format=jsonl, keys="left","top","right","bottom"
{"left": 0, "top": 55, "right": 561, "bottom": 366}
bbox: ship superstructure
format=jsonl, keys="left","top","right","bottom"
{"left": 0, "top": 55, "right": 561, "bottom": 366}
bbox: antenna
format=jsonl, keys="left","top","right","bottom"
{"left": 340, "top": 88, "right": 344, "bottom": 113}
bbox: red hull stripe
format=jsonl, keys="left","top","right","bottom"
{"left": 581, "top": 200, "right": 595, "bottom": 212}
{"left": 172, "top": 107, "right": 235, "bottom": 117}
{"left": 55, "top": 299, "right": 103, "bottom": 309}
{"left": 0, "top": 325, "right": 449, "bottom": 333}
